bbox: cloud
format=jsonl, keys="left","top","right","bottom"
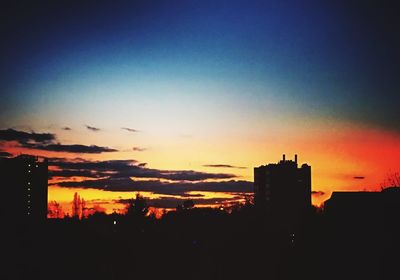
{"left": 49, "top": 169, "right": 105, "bottom": 179}
{"left": 311, "top": 191, "right": 325, "bottom": 196}
{"left": 49, "top": 158, "right": 236, "bottom": 181}
{"left": 0, "top": 151, "right": 12, "bottom": 157}
{"left": 122, "top": 127, "right": 139, "bottom": 133}
{"left": 203, "top": 164, "right": 247, "bottom": 169}
{"left": 55, "top": 177, "right": 253, "bottom": 195}
{"left": 49, "top": 157, "right": 250, "bottom": 204}
{"left": 0, "top": 128, "right": 55, "bottom": 144}
{"left": 132, "top": 146, "right": 146, "bottom": 152}
{"left": 0, "top": 128, "right": 117, "bottom": 154}
{"left": 49, "top": 158, "right": 138, "bottom": 172}
{"left": 155, "top": 170, "right": 235, "bottom": 181}
{"left": 23, "top": 143, "right": 117, "bottom": 153}
{"left": 353, "top": 176, "right": 365, "bottom": 179}
{"left": 85, "top": 125, "right": 100, "bottom": 132}
{"left": 62, "top": 127, "right": 71, "bottom": 130}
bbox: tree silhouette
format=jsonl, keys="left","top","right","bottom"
{"left": 48, "top": 200, "right": 63, "bottom": 218}
{"left": 183, "top": 199, "right": 195, "bottom": 210}
{"left": 72, "top": 192, "right": 81, "bottom": 219}
{"left": 125, "top": 193, "right": 149, "bottom": 218}
{"left": 176, "top": 199, "right": 195, "bottom": 211}
{"left": 381, "top": 171, "right": 400, "bottom": 189}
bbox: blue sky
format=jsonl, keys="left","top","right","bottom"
{"left": 2, "top": 0, "right": 399, "bottom": 132}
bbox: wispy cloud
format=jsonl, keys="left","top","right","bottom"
{"left": 85, "top": 125, "right": 100, "bottom": 132}
{"left": 62, "top": 127, "right": 71, "bottom": 131}
{"left": 122, "top": 127, "right": 139, "bottom": 133}
{"left": 132, "top": 146, "right": 146, "bottom": 152}
{"left": 203, "top": 164, "right": 247, "bottom": 169}
{"left": 353, "top": 176, "right": 365, "bottom": 180}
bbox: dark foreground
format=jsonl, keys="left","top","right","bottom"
{"left": 4, "top": 206, "right": 400, "bottom": 280}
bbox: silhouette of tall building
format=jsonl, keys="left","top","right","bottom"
{"left": 254, "top": 154, "right": 311, "bottom": 224}
{"left": 0, "top": 155, "right": 48, "bottom": 224}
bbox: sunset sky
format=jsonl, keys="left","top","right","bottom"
{"left": 1, "top": 1, "right": 399, "bottom": 213}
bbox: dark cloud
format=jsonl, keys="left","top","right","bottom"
{"left": 85, "top": 125, "right": 100, "bottom": 132}
{"left": 122, "top": 127, "right": 139, "bottom": 133}
{"left": 0, "top": 151, "right": 12, "bottom": 157}
{"left": 49, "top": 158, "right": 235, "bottom": 181}
{"left": 203, "top": 164, "right": 247, "bottom": 169}
{"left": 49, "top": 158, "right": 244, "bottom": 195}
{"left": 49, "top": 158, "right": 137, "bottom": 171}
{"left": 132, "top": 146, "right": 146, "bottom": 152}
{"left": 55, "top": 177, "right": 253, "bottom": 195}
{"left": 0, "top": 128, "right": 117, "bottom": 154}
{"left": 47, "top": 157, "right": 249, "bottom": 205}
{"left": 49, "top": 169, "right": 105, "bottom": 179}
{"left": 172, "top": 193, "right": 205, "bottom": 198}
{"left": 31, "top": 144, "right": 117, "bottom": 153}
{"left": 156, "top": 170, "right": 235, "bottom": 181}
{"left": 0, "top": 128, "right": 55, "bottom": 144}
{"left": 62, "top": 127, "right": 71, "bottom": 130}
{"left": 311, "top": 191, "right": 325, "bottom": 196}
{"left": 353, "top": 176, "right": 365, "bottom": 180}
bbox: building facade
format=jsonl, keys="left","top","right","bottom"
{"left": 0, "top": 154, "right": 48, "bottom": 224}
{"left": 254, "top": 154, "right": 311, "bottom": 224}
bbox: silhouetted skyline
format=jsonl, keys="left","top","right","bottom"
{"left": 0, "top": 154, "right": 48, "bottom": 223}
{"left": 2, "top": 149, "right": 400, "bottom": 280}
{"left": 2, "top": 2, "right": 400, "bottom": 279}
{"left": 1, "top": 1, "right": 400, "bottom": 216}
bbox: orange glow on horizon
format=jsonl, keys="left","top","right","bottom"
{"left": 2, "top": 119, "right": 400, "bottom": 212}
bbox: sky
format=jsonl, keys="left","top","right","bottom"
{"left": 1, "top": 0, "right": 399, "bottom": 213}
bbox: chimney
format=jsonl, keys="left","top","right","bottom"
{"left": 294, "top": 154, "right": 298, "bottom": 164}
{"left": 282, "top": 154, "right": 286, "bottom": 161}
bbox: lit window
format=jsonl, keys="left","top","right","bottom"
{"left": 28, "top": 170, "right": 31, "bottom": 173}
{"left": 28, "top": 200, "right": 30, "bottom": 203}
{"left": 28, "top": 188, "right": 30, "bottom": 191}
{"left": 28, "top": 182, "right": 30, "bottom": 185}
{"left": 28, "top": 164, "right": 31, "bottom": 167}
{"left": 27, "top": 212, "right": 30, "bottom": 215}
{"left": 36, "top": 165, "right": 38, "bottom": 168}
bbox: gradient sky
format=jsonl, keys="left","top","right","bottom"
{"left": 1, "top": 0, "right": 399, "bottom": 212}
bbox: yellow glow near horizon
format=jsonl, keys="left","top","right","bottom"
{"left": 4, "top": 116, "right": 400, "bottom": 211}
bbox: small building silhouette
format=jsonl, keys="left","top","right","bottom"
{"left": 0, "top": 154, "right": 48, "bottom": 225}
{"left": 324, "top": 187, "right": 400, "bottom": 223}
{"left": 324, "top": 191, "right": 380, "bottom": 218}
{"left": 254, "top": 154, "right": 311, "bottom": 225}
